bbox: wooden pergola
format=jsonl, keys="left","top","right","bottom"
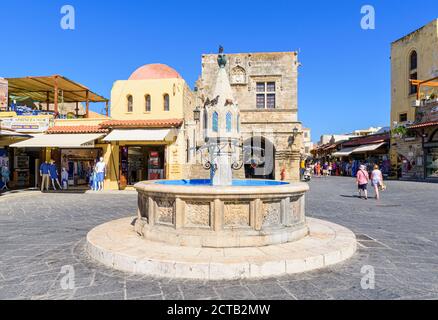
{"left": 6, "top": 75, "right": 109, "bottom": 117}
{"left": 410, "top": 75, "right": 438, "bottom": 100}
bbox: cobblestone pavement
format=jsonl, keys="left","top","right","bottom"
{"left": 0, "top": 177, "right": 437, "bottom": 300}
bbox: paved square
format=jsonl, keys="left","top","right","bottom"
{"left": 0, "top": 177, "right": 437, "bottom": 300}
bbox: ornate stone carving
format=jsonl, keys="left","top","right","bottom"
{"left": 224, "top": 202, "right": 250, "bottom": 227}
{"left": 155, "top": 198, "right": 175, "bottom": 225}
{"left": 262, "top": 201, "right": 281, "bottom": 227}
{"left": 185, "top": 201, "right": 211, "bottom": 227}
{"left": 137, "top": 193, "right": 149, "bottom": 220}
{"left": 231, "top": 66, "right": 247, "bottom": 85}
{"left": 290, "top": 198, "right": 302, "bottom": 223}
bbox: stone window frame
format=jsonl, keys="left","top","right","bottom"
{"left": 408, "top": 50, "right": 418, "bottom": 96}
{"left": 256, "top": 81, "right": 276, "bottom": 109}
{"left": 399, "top": 112, "right": 408, "bottom": 123}
{"left": 145, "top": 94, "right": 151, "bottom": 112}
{"left": 163, "top": 93, "right": 170, "bottom": 111}
{"left": 127, "top": 94, "right": 133, "bottom": 113}
{"left": 250, "top": 76, "right": 282, "bottom": 109}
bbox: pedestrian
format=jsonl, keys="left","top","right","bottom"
{"left": 300, "top": 158, "right": 306, "bottom": 180}
{"left": 40, "top": 160, "right": 51, "bottom": 192}
{"left": 315, "top": 162, "right": 321, "bottom": 177}
{"left": 356, "top": 164, "right": 369, "bottom": 200}
{"left": 323, "top": 162, "right": 329, "bottom": 177}
{"left": 371, "top": 164, "right": 384, "bottom": 200}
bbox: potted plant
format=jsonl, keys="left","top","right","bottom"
{"left": 391, "top": 125, "right": 409, "bottom": 139}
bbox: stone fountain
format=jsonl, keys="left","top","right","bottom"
{"left": 86, "top": 49, "right": 357, "bottom": 280}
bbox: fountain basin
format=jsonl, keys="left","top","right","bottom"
{"left": 134, "top": 179, "right": 309, "bottom": 248}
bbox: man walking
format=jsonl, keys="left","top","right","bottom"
{"left": 40, "top": 160, "right": 51, "bottom": 192}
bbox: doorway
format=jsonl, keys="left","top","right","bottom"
{"left": 243, "top": 137, "right": 275, "bottom": 180}
{"left": 120, "top": 145, "right": 166, "bottom": 187}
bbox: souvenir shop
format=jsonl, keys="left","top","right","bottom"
{"left": 0, "top": 146, "right": 43, "bottom": 189}
{"left": 119, "top": 145, "right": 166, "bottom": 188}
{"left": 57, "top": 148, "right": 103, "bottom": 188}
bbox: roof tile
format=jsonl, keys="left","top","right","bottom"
{"left": 100, "top": 119, "right": 183, "bottom": 128}
{"left": 47, "top": 126, "right": 108, "bottom": 134}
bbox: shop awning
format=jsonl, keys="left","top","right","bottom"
{"left": 332, "top": 147, "right": 357, "bottom": 157}
{"left": 103, "top": 129, "right": 178, "bottom": 142}
{"left": 351, "top": 142, "right": 387, "bottom": 154}
{"left": 0, "top": 130, "right": 33, "bottom": 138}
{"left": 10, "top": 133, "right": 104, "bottom": 148}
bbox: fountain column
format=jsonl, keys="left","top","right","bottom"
{"left": 203, "top": 48, "right": 241, "bottom": 186}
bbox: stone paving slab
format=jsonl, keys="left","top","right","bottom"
{"left": 0, "top": 177, "right": 437, "bottom": 299}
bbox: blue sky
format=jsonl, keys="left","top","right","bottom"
{"left": 1, "top": 0, "right": 437, "bottom": 142}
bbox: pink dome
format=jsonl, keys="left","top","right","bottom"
{"left": 128, "top": 64, "right": 182, "bottom": 80}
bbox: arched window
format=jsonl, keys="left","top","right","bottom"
{"left": 410, "top": 51, "right": 417, "bottom": 70}
{"left": 163, "top": 94, "right": 170, "bottom": 111}
{"left": 127, "top": 95, "right": 133, "bottom": 112}
{"left": 212, "top": 112, "right": 219, "bottom": 132}
{"left": 226, "top": 112, "right": 232, "bottom": 132}
{"left": 237, "top": 114, "right": 240, "bottom": 133}
{"left": 145, "top": 95, "right": 151, "bottom": 112}
{"left": 409, "top": 51, "right": 418, "bottom": 95}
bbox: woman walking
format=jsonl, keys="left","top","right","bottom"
{"left": 371, "top": 165, "right": 384, "bottom": 200}
{"left": 356, "top": 164, "right": 369, "bottom": 200}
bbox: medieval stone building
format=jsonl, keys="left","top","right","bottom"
{"left": 185, "top": 51, "right": 303, "bottom": 182}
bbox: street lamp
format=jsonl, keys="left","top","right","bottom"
{"left": 193, "top": 106, "right": 201, "bottom": 123}
{"left": 288, "top": 127, "right": 300, "bottom": 146}
{"left": 293, "top": 127, "right": 299, "bottom": 137}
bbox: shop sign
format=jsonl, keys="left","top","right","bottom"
{"left": 0, "top": 115, "right": 54, "bottom": 133}
{"left": 0, "top": 78, "right": 7, "bottom": 111}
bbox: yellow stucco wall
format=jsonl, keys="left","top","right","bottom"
{"left": 110, "top": 78, "right": 187, "bottom": 120}
{"left": 54, "top": 118, "right": 107, "bottom": 126}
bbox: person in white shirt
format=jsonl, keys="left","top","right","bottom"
{"left": 95, "top": 157, "right": 106, "bottom": 191}
{"left": 371, "top": 164, "right": 384, "bottom": 200}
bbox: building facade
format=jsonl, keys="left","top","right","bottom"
{"left": 2, "top": 51, "right": 304, "bottom": 190}
{"left": 390, "top": 19, "right": 438, "bottom": 180}
{"left": 191, "top": 52, "right": 303, "bottom": 182}
{"left": 301, "top": 128, "right": 313, "bottom": 159}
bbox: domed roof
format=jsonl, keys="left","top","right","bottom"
{"left": 128, "top": 64, "right": 182, "bottom": 80}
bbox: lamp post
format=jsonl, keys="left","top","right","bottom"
{"left": 288, "top": 127, "right": 300, "bottom": 147}
{"left": 193, "top": 106, "right": 201, "bottom": 123}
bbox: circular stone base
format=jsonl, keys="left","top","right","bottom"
{"left": 86, "top": 217, "right": 357, "bottom": 280}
